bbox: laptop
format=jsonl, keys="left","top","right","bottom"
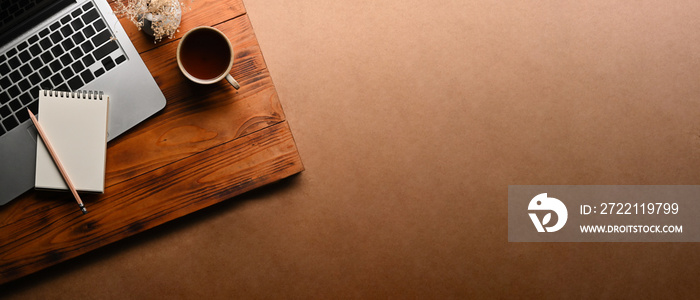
{"left": 0, "top": 0, "right": 167, "bottom": 205}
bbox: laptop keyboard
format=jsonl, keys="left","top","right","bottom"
{"left": 0, "top": 1, "right": 127, "bottom": 137}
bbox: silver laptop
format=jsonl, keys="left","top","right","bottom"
{"left": 0, "top": 0, "right": 166, "bottom": 205}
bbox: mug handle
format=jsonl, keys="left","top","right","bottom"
{"left": 226, "top": 74, "right": 240, "bottom": 90}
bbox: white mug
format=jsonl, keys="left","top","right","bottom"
{"left": 176, "top": 26, "right": 240, "bottom": 89}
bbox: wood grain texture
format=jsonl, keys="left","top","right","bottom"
{"left": 107, "top": 15, "right": 284, "bottom": 185}
{"left": 0, "top": 1, "right": 302, "bottom": 284}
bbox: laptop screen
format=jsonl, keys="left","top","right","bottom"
{"left": 0, "top": 0, "right": 75, "bottom": 46}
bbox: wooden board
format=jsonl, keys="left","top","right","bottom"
{"left": 0, "top": 1, "right": 303, "bottom": 284}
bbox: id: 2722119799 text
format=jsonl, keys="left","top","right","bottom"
{"left": 580, "top": 202, "right": 679, "bottom": 215}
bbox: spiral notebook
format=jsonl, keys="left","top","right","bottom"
{"left": 35, "top": 90, "right": 109, "bottom": 193}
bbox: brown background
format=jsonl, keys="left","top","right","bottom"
{"left": 4, "top": 0, "right": 700, "bottom": 298}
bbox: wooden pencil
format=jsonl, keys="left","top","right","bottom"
{"left": 28, "top": 108, "right": 87, "bottom": 214}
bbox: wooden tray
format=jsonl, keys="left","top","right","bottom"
{"left": 0, "top": 0, "right": 303, "bottom": 284}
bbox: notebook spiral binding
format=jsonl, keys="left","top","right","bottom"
{"left": 41, "top": 90, "right": 105, "bottom": 100}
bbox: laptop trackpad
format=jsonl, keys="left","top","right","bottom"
{"left": 0, "top": 123, "right": 38, "bottom": 205}
{"left": 26, "top": 125, "right": 37, "bottom": 143}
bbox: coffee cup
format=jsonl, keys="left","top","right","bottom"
{"left": 176, "top": 26, "right": 240, "bottom": 89}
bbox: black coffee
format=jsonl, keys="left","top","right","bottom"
{"left": 180, "top": 29, "right": 231, "bottom": 80}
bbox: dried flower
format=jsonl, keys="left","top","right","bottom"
{"left": 115, "top": 0, "right": 191, "bottom": 43}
